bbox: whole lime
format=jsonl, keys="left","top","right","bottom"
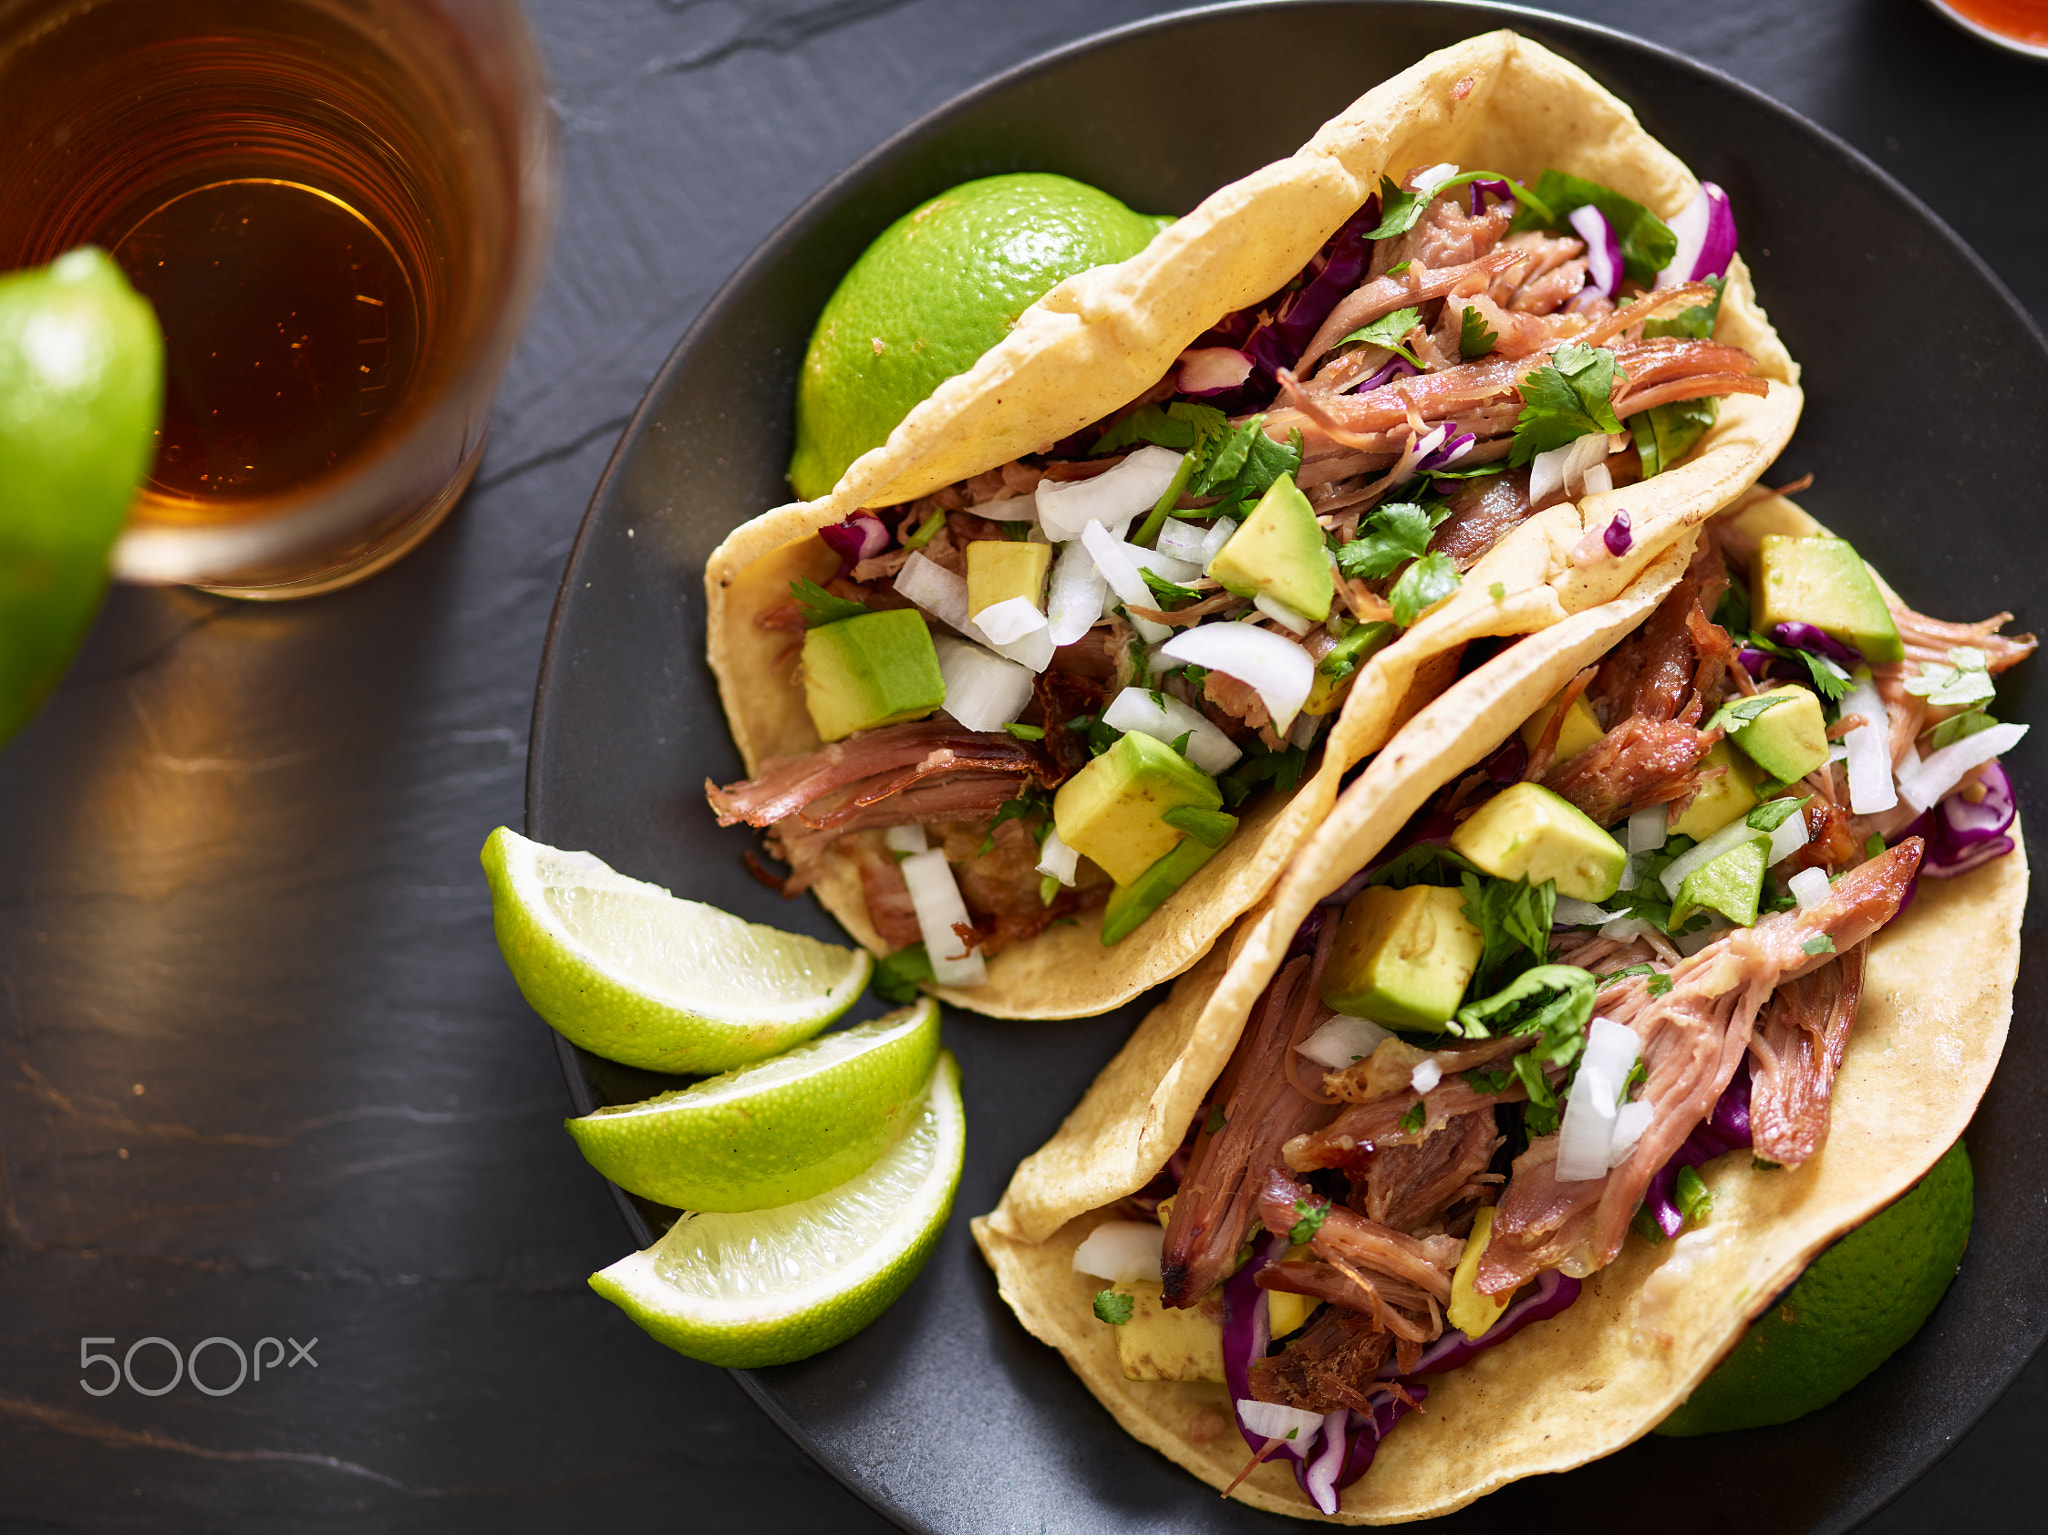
{"left": 1656, "top": 1138, "right": 1972, "bottom": 1436}
{"left": 0, "top": 247, "right": 163, "bottom": 745}
{"left": 787, "top": 172, "right": 1171, "bottom": 501}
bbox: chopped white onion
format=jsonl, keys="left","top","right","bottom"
{"left": 893, "top": 551, "right": 976, "bottom": 636}
{"left": 1159, "top": 621, "right": 1315, "bottom": 735}
{"left": 988, "top": 623, "right": 1055, "bottom": 673}
{"left": 883, "top": 825, "right": 928, "bottom": 855}
{"left": 1676, "top": 918, "right": 1732, "bottom": 956}
{"left": 1616, "top": 854, "right": 1642, "bottom": 892}
{"left": 1081, "top": 521, "right": 1170, "bottom": 643}
{"left": 1579, "top": 462, "right": 1613, "bottom": 495}
{"left": 1296, "top": 1014, "right": 1394, "bottom": 1070}
{"left": 1659, "top": 816, "right": 1765, "bottom": 898}
{"left": 1035, "top": 827, "right": 1079, "bottom": 886}
{"left": 899, "top": 848, "right": 988, "bottom": 986}
{"left": 1409, "top": 1059, "right": 1442, "bottom": 1096}
{"left": 1599, "top": 915, "right": 1663, "bottom": 944}
{"left": 1628, "top": 806, "right": 1670, "bottom": 855}
{"left": 1071, "top": 1220, "right": 1164, "bottom": 1283}
{"left": 1766, "top": 807, "right": 1811, "bottom": 867}
{"left": 1584, "top": 1015, "right": 1642, "bottom": 1086}
{"left": 1556, "top": 1062, "right": 1620, "bottom": 1182}
{"left": 1195, "top": 518, "right": 1235, "bottom": 567}
{"left": 1101, "top": 686, "right": 1243, "bottom": 775}
{"left": 1895, "top": 722, "right": 2028, "bottom": 812}
{"left": 1553, "top": 896, "right": 1619, "bottom": 927}
{"left": 1527, "top": 432, "right": 1611, "bottom": 506}
{"left": 933, "top": 637, "right": 1033, "bottom": 733}
{"left": 1611, "top": 1098, "right": 1655, "bottom": 1161}
{"left": 1036, "top": 446, "right": 1184, "bottom": 542}
{"left": 1253, "top": 593, "right": 1315, "bottom": 635}
{"left": 1127, "top": 543, "right": 1204, "bottom": 587}
{"left": 1839, "top": 670, "right": 1898, "bottom": 816}
{"left": 970, "top": 492, "right": 1035, "bottom": 525}
{"left": 1236, "top": 1398, "right": 1329, "bottom": 1446}
{"left": 1046, "top": 536, "right": 1110, "bottom": 647}
{"left": 1409, "top": 162, "right": 1460, "bottom": 197}
{"left": 1288, "top": 708, "right": 1324, "bottom": 751}
{"left": 1154, "top": 518, "right": 1213, "bottom": 563}
{"left": 1788, "top": 867, "right": 1832, "bottom": 909}
{"left": 972, "top": 595, "right": 1047, "bottom": 646}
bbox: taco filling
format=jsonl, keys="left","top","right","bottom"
{"left": 1062, "top": 497, "right": 2030, "bottom": 1514}
{"left": 709, "top": 168, "right": 1770, "bottom": 990}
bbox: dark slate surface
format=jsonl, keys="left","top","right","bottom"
{"left": 0, "top": 1, "right": 2040, "bottom": 1531}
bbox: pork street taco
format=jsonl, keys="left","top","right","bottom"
{"left": 703, "top": 31, "right": 1801, "bottom": 1019}
{"left": 973, "top": 483, "right": 2030, "bottom": 1520}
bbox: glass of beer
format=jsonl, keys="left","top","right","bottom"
{"left": 0, "top": 0, "right": 556, "bottom": 598}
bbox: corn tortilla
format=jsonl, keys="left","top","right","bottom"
{"left": 706, "top": 31, "right": 1802, "bottom": 1017}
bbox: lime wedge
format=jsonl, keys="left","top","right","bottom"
{"left": 567, "top": 996, "right": 940, "bottom": 1211}
{"left": 482, "top": 827, "right": 871, "bottom": 1073}
{"left": 591, "top": 1051, "right": 963, "bottom": 1368}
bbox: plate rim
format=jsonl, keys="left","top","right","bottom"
{"left": 524, "top": 3, "right": 2048, "bottom": 1529}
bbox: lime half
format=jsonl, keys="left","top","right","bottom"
{"left": 591, "top": 1050, "right": 964, "bottom": 1368}
{"left": 567, "top": 996, "right": 941, "bottom": 1211}
{"left": 482, "top": 827, "right": 871, "bottom": 1074}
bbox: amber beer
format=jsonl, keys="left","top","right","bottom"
{"left": 0, "top": 0, "right": 554, "bottom": 596}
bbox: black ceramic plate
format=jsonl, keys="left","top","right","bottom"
{"left": 528, "top": 3, "right": 2048, "bottom": 1530}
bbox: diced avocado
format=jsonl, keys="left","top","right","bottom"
{"left": 1672, "top": 836, "right": 1769, "bottom": 929}
{"left": 800, "top": 608, "right": 945, "bottom": 743}
{"left": 1671, "top": 741, "right": 1761, "bottom": 841}
{"left": 1518, "top": 688, "right": 1605, "bottom": 764}
{"left": 1448, "top": 1206, "right": 1511, "bottom": 1339}
{"left": 1727, "top": 685, "right": 1829, "bottom": 783}
{"left": 1267, "top": 1287, "right": 1320, "bottom": 1341}
{"left": 1205, "top": 475, "right": 1333, "bottom": 624}
{"left": 1449, "top": 782, "right": 1627, "bottom": 902}
{"left": 1319, "top": 885, "right": 1484, "bottom": 1032}
{"left": 1055, "top": 730, "right": 1223, "bottom": 887}
{"left": 1305, "top": 620, "right": 1395, "bottom": 715}
{"left": 965, "top": 539, "right": 1051, "bottom": 618}
{"left": 1752, "top": 534, "right": 1904, "bottom": 663}
{"left": 1100, "top": 825, "right": 1230, "bottom": 945}
{"left": 1106, "top": 1280, "right": 1225, "bottom": 1382}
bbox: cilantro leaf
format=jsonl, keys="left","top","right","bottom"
{"left": 1139, "top": 566, "right": 1201, "bottom": 605}
{"left": 1753, "top": 1156, "right": 1783, "bottom": 1172}
{"left": 1864, "top": 834, "right": 1887, "bottom": 860}
{"left": 1509, "top": 341, "right": 1625, "bottom": 465}
{"left": 1802, "top": 934, "right": 1836, "bottom": 956}
{"left": 789, "top": 577, "right": 871, "bottom": 627}
{"left": 901, "top": 508, "right": 946, "bottom": 550}
{"left": 1336, "top": 500, "right": 1449, "bottom": 581}
{"left": 1094, "top": 1290, "right": 1135, "bottom": 1325}
{"left": 1633, "top": 1206, "right": 1667, "bottom": 1245}
{"left": 1038, "top": 872, "right": 1060, "bottom": 906}
{"left": 1746, "top": 796, "right": 1811, "bottom": 834}
{"left": 1221, "top": 743, "right": 1309, "bottom": 806}
{"left": 1603, "top": 963, "right": 1658, "bottom": 983}
{"left": 1288, "top": 1195, "right": 1329, "bottom": 1246}
{"left": 1464, "top": 1065, "right": 1516, "bottom": 1094}
{"left": 1452, "top": 965, "right": 1597, "bottom": 1066}
{"left": 980, "top": 788, "right": 1049, "bottom": 855}
{"left": 1399, "top": 1101, "right": 1427, "bottom": 1134}
{"left": 1390, "top": 552, "right": 1461, "bottom": 626}
{"left": 1094, "top": 400, "right": 1229, "bottom": 457}
{"left": 1204, "top": 1104, "right": 1227, "bottom": 1136}
{"left": 1339, "top": 305, "right": 1423, "bottom": 365}
{"left": 1316, "top": 621, "right": 1395, "bottom": 684}
{"left": 1458, "top": 875, "right": 1558, "bottom": 994}
{"left": 1648, "top": 973, "right": 1674, "bottom": 997}
{"left": 1675, "top": 1165, "right": 1713, "bottom": 1225}
{"left": 1509, "top": 168, "right": 1678, "bottom": 284}
{"left": 1903, "top": 647, "right": 1997, "bottom": 709}
{"left": 1707, "top": 693, "right": 1792, "bottom": 732}
{"left": 1003, "top": 722, "right": 1045, "bottom": 740}
{"left": 1621, "top": 1058, "right": 1647, "bottom": 1104}
{"left": 1489, "top": 581, "right": 1506, "bottom": 601}
{"left": 1168, "top": 730, "right": 1193, "bottom": 758}
{"left": 872, "top": 943, "right": 932, "bottom": 1004}
{"left": 1459, "top": 304, "right": 1497, "bottom": 360}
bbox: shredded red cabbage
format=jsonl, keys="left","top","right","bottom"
{"left": 818, "top": 513, "right": 889, "bottom": 574}
{"left": 1772, "top": 620, "right": 1861, "bottom": 668}
{"left": 1604, "top": 512, "right": 1633, "bottom": 556}
{"left": 1467, "top": 177, "right": 1514, "bottom": 215}
{"left": 1640, "top": 1058, "right": 1751, "bottom": 1239}
{"left": 1417, "top": 425, "right": 1478, "bottom": 474}
{"left": 1356, "top": 355, "right": 1420, "bottom": 394}
{"left": 1659, "top": 181, "right": 1738, "bottom": 286}
{"left": 1902, "top": 759, "right": 2017, "bottom": 878}
{"left": 1222, "top": 1235, "right": 1296, "bottom": 1458}
{"left": 1191, "top": 196, "right": 1383, "bottom": 410}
